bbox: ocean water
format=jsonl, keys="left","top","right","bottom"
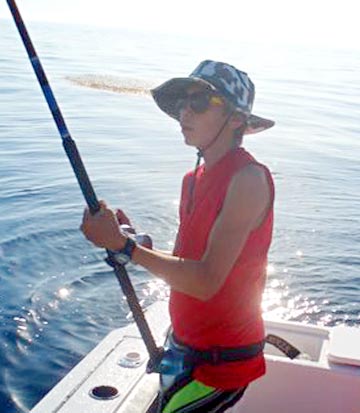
{"left": 0, "top": 17, "right": 359, "bottom": 413}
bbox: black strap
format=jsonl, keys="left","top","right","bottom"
{"left": 173, "top": 333, "right": 301, "bottom": 367}
{"left": 265, "top": 334, "right": 301, "bottom": 359}
{"left": 174, "top": 338, "right": 265, "bottom": 366}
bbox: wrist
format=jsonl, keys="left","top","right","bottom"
{"left": 108, "top": 237, "right": 137, "bottom": 266}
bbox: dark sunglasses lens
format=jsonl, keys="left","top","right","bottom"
{"left": 175, "top": 92, "right": 212, "bottom": 116}
{"left": 190, "top": 94, "right": 211, "bottom": 113}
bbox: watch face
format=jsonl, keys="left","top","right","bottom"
{"left": 113, "top": 252, "right": 130, "bottom": 265}
{"left": 109, "top": 237, "right": 136, "bottom": 266}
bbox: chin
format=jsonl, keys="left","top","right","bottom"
{"left": 183, "top": 132, "right": 195, "bottom": 147}
{"left": 184, "top": 136, "right": 198, "bottom": 148}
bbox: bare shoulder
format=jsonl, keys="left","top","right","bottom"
{"left": 221, "top": 162, "right": 271, "bottom": 228}
{"left": 235, "top": 162, "right": 268, "bottom": 182}
{"left": 229, "top": 162, "right": 270, "bottom": 194}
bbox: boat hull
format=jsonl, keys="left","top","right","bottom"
{"left": 30, "top": 301, "right": 360, "bottom": 413}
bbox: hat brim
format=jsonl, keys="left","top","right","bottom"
{"left": 245, "top": 114, "right": 275, "bottom": 134}
{"left": 151, "top": 77, "right": 274, "bottom": 135}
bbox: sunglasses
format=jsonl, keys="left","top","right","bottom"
{"left": 175, "top": 91, "right": 224, "bottom": 115}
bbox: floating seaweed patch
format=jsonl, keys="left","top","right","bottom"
{"left": 66, "top": 74, "right": 154, "bottom": 95}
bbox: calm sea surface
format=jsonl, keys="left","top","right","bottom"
{"left": 0, "top": 19, "right": 359, "bottom": 413}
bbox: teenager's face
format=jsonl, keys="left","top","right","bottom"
{"left": 178, "top": 85, "right": 230, "bottom": 149}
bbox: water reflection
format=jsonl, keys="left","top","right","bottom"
{"left": 57, "top": 287, "right": 70, "bottom": 299}
{"left": 263, "top": 263, "right": 311, "bottom": 323}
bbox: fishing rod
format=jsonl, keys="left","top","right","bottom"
{"left": 6, "top": 0, "right": 162, "bottom": 370}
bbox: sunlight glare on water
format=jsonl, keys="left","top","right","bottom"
{"left": 57, "top": 287, "right": 70, "bottom": 299}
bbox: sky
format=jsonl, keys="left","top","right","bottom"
{"left": 1, "top": 0, "right": 359, "bottom": 49}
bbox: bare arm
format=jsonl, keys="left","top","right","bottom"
{"left": 81, "top": 164, "right": 270, "bottom": 301}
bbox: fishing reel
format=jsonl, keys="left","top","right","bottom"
{"left": 120, "top": 224, "right": 153, "bottom": 249}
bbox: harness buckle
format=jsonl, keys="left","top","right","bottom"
{"left": 209, "top": 347, "right": 222, "bottom": 365}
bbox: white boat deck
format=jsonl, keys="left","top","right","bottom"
{"left": 31, "top": 301, "right": 360, "bottom": 413}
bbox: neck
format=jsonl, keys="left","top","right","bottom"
{"left": 201, "top": 133, "right": 237, "bottom": 169}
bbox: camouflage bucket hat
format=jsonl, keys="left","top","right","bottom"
{"left": 151, "top": 60, "right": 274, "bottom": 135}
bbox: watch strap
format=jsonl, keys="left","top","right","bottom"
{"left": 106, "top": 237, "right": 137, "bottom": 267}
{"left": 121, "top": 237, "right": 137, "bottom": 259}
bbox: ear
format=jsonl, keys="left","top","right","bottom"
{"left": 228, "top": 111, "right": 247, "bottom": 131}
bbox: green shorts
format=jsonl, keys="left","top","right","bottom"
{"left": 159, "top": 374, "right": 247, "bottom": 413}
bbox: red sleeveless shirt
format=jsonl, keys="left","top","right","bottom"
{"left": 170, "top": 147, "right": 274, "bottom": 389}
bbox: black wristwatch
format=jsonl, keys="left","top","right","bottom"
{"left": 109, "top": 237, "right": 137, "bottom": 266}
